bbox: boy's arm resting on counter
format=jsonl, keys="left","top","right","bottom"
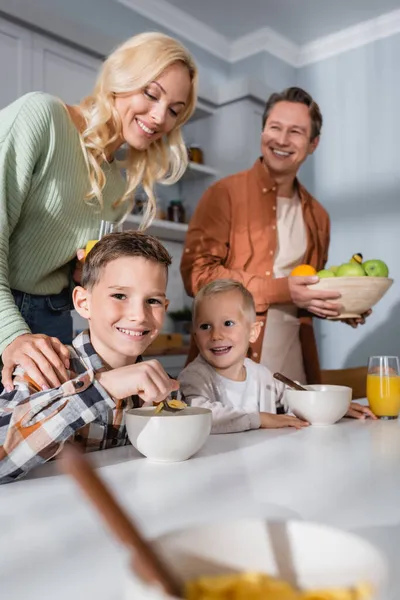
{"left": 0, "top": 370, "right": 116, "bottom": 484}
{"left": 179, "top": 365, "right": 261, "bottom": 435}
{"left": 180, "top": 183, "right": 291, "bottom": 312}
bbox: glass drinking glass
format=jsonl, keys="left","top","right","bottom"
{"left": 367, "top": 356, "right": 400, "bottom": 420}
{"left": 85, "top": 220, "right": 122, "bottom": 256}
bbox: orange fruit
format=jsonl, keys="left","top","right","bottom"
{"left": 290, "top": 264, "right": 317, "bottom": 277}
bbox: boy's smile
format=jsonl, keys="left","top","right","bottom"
{"left": 74, "top": 256, "right": 169, "bottom": 369}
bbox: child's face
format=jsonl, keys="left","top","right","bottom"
{"left": 194, "top": 290, "right": 261, "bottom": 379}
{"left": 73, "top": 256, "right": 168, "bottom": 368}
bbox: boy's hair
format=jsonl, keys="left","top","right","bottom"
{"left": 81, "top": 230, "right": 172, "bottom": 289}
{"left": 262, "top": 86, "right": 323, "bottom": 141}
{"left": 193, "top": 279, "right": 256, "bottom": 322}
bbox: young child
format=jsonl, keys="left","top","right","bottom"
{"left": 0, "top": 231, "right": 178, "bottom": 483}
{"left": 179, "top": 279, "right": 375, "bottom": 434}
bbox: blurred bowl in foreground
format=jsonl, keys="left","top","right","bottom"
{"left": 124, "top": 519, "right": 388, "bottom": 599}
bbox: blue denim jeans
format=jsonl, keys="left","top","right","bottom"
{"left": 11, "top": 287, "right": 73, "bottom": 345}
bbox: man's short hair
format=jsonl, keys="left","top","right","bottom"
{"left": 262, "top": 86, "right": 323, "bottom": 141}
{"left": 193, "top": 279, "right": 256, "bottom": 322}
{"left": 81, "top": 230, "right": 172, "bottom": 289}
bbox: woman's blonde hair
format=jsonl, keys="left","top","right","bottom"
{"left": 79, "top": 32, "right": 198, "bottom": 227}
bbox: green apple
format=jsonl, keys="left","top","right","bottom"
{"left": 328, "top": 265, "right": 339, "bottom": 274}
{"left": 318, "top": 269, "right": 336, "bottom": 278}
{"left": 363, "top": 259, "right": 389, "bottom": 277}
{"left": 336, "top": 262, "right": 366, "bottom": 277}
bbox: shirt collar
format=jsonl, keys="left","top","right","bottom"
{"left": 72, "top": 329, "right": 143, "bottom": 374}
{"left": 252, "top": 157, "right": 309, "bottom": 205}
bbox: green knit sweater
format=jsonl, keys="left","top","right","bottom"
{"left": 0, "top": 92, "right": 127, "bottom": 354}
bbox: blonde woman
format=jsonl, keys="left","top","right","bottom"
{"left": 0, "top": 32, "right": 197, "bottom": 392}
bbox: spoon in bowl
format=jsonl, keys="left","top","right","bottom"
{"left": 273, "top": 372, "right": 307, "bottom": 391}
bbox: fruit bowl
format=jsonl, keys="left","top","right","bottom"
{"left": 310, "top": 276, "right": 393, "bottom": 319}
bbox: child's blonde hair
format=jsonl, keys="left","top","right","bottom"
{"left": 78, "top": 32, "right": 198, "bottom": 227}
{"left": 193, "top": 279, "right": 256, "bottom": 322}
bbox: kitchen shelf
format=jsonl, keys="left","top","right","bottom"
{"left": 124, "top": 215, "right": 188, "bottom": 242}
{"left": 184, "top": 161, "right": 219, "bottom": 178}
{"left": 190, "top": 100, "right": 215, "bottom": 121}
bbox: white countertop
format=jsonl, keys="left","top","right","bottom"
{"left": 1, "top": 416, "right": 399, "bottom": 600}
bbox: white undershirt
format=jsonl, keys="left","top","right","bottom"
{"left": 261, "top": 191, "right": 308, "bottom": 383}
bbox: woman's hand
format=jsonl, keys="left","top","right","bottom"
{"left": 288, "top": 275, "right": 342, "bottom": 318}
{"left": 72, "top": 249, "right": 86, "bottom": 284}
{"left": 2, "top": 334, "right": 70, "bottom": 392}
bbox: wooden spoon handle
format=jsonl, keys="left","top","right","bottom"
{"left": 60, "top": 443, "right": 181, "bottom": 598}
{"left": 273, "top": 372, "right": 307, "bottom": 391}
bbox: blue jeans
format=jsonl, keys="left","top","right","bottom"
{"left": 11, "top": 287, "right": 73, "bottom": 345}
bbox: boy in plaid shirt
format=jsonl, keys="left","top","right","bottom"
{"left": 0, "top": 231, "right": 178, "bottom": 483}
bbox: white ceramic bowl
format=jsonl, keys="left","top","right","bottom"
{"left": 285, "top": 384, "right": 352, "bottom": 426}
{"left": 125, "top": 406, "right": 212, "bottom": 462}
{"left": 310, "top": 276, "right": 393, "bottom": 319}
{"left": 124, "top": 519, "right": 388, "bottom": 599}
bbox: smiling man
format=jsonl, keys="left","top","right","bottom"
{"left": 181, "top": 87, "right": 343, "bottom": 385}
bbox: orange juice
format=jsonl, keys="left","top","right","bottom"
{"left": 367, "top": 374, "right": 400, "bottom": 417}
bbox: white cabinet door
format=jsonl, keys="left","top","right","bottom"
{"left": 0, "top": 18, "right": 33, "bottom": 109}
{"left": 32, "top": 34, "right": 101, "bottom": 104}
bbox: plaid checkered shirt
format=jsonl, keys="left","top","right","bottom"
{"left": 0, "top": 330, "right": 142, "bottom": 484}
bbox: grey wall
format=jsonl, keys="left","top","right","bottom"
{"left": 298, "top": 34, "right": 400, "bottom": 369}
{"left": 231, "top": 51, "right": 297, "bottom": 92}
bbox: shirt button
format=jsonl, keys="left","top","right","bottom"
{"left": 272, "top": 186, "right": 277, "bottom": 191}
{"left": 262, "top": 188, "right": 267, "bottom": 193}
{"left": 260, "top": 321, "right": 264, "bottom": 327}
{"left": 269, "top": 250, "right": 273, "bottom": 256}
{"left": 272, "top": 225, "right": 276, "bottom": 230}
{"left": 253, "top": 352, "right": 258, "bottom": 358}
{"left": 265, "top": 270, "right": 271, "bottom": 276}
{"left": 272, "top": 206, "right": 276, "bottom": 211}
{"left": 185, "top": 248, "right": 190, "bottom": 253}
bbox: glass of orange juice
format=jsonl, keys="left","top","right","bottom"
{"left": 367, "top": 356, "right": 400, "bottom": 420}
{"left": 85, "top": 220, "right": 122, "bottom": 258}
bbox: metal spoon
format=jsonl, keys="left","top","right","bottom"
{"left": 273, "top": 372, "right": 307, "bottom": 391}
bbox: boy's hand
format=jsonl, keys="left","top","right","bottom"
{"left": 260, "top": 412, "right": 309, "bottom": 430}
{"left": 345, "top": 402, "right": 377, "bottom": 420}
{"left": 96, "top": 360, "right": 179, "bottom": 403}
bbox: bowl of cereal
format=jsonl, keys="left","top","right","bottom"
{"left": 125, "top": 406, "right": 212, "bottom": 463}
{"left": 124, "top": 519, "right": 387, "bottom": 599}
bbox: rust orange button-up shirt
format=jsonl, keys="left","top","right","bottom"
{"left": 180, "top": 158, "right": 331, "bottom": 384}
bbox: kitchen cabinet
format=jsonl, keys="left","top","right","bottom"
{"left": 32, "top": 34, "right": 100, "bottom": 103}
{"left": 0, "top": 19, "right": 33, "bottom": 109}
